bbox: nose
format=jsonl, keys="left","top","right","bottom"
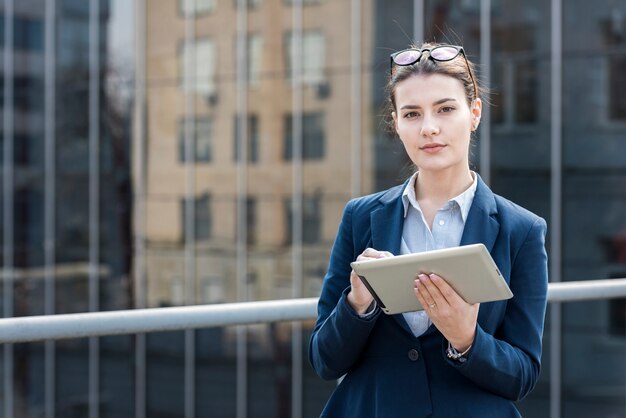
{"left": 420, "top": 114, "right": 439, "bottom": 137}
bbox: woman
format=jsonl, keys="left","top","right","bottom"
{"left": 308, "top": 43, "right": 548, "bottom": 417}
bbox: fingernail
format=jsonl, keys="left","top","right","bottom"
{"left": 429, "top": 273, "right": 438, "bottom": 281}
{"left": 418, "top": 274, "right": 428, "bottom": 281}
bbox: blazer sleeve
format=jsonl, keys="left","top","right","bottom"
{"left": 444, "top": 217, "right": 548, "bottom": 401}
{"left": 308, "top": 200, "right": 382, "bottom": 380}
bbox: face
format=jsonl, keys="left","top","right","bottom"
{"left": 392, "top": 73, "right": 481, "bottom": 175}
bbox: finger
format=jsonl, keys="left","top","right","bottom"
{"left": 428, "top": 273, "right": 464, "bottom": 305}
{"left": 361, "top": 248, "right": 380, "bottom": 257}
{"left": 415, "top": 275, "right": 438, "bottom": 309}
{"left": 356, "top": 253, "right": 379, "bottom": 262}
{"left": 361, "top": 248, "right": 394, "bottom": 259}
{"left": 418, "top": 273, "right": 448, "bottom": 307}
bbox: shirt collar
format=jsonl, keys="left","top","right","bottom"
{"left": 401, "top": 171, "right": 478, "bottom": 222}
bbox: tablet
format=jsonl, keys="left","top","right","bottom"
{"left": 350, "top": 244, "right": 512, "bottom": 315}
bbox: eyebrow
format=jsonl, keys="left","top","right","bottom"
{"left": 400, "top": 98, "right": 458, "bottom": 110}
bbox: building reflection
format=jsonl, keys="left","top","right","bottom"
{"left": 0, "top": 0, "right": 625, "bottom": 417}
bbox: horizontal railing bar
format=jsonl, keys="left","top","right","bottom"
{"left": 546, "top": 278, "right": 626, "bottom": 302}
{"left": 0, "top": 298, "right": 319, "bottom": 344}
{"left": 0, "top": 279, "right": 625, "bottom": 344}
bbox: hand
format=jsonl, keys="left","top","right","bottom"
{"left": 414, "top": 273, "right": 479, "bottom": 352}
{"left": 347, "top": 248, "right": 394, "bottom": 314}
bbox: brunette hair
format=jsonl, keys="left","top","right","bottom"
{"left": 384, "top": 42, "right": 481, "bottom": 132}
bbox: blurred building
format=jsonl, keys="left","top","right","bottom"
{"left": 0, "top": 0, "right": 625, "bottom": 417}
{"left": 143, "top": 0, "right": 375, "bottom": 310}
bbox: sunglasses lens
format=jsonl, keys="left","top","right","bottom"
{"left": 430, "top": 46, "right": 460, "bottom": 61}
{"left": 393, "top": 49, "right": 421, "bottom": 66}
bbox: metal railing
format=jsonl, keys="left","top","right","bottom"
{"left": 0, "top": 278, "right": 625, "bottom": 344}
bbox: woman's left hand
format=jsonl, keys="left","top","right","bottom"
{"left": 414, "top": 273, "right": 479, "bottom": 352}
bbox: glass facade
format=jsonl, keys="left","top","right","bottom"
{"left": 0, "top": 0, "right": 625, "bottom": 417}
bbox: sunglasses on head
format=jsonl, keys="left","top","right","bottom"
{"left": 389, "top": 45, "right": 478, "bottom": 99}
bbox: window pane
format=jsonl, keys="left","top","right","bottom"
{"left": 248, "top": 34, "right": 263, "bottom": 86}
{"left": 284, "top": 195, "right": 321, "bottom": 245}
{"left": 234, "top": 114, "right": 259, "bottom": 163}
{"left": 283, "top": 113, "right": 325, "bottom": 161}
{"left": 14, "top": 16, "right": 44, "bottom": 52}
{"left": 605, "top": 22, "right": 626, "bottom": 121}
{"left": 180, "top": 38, "right": 216, "bottom": 95}
{"left": 285, "top": 31, "right": 326, "bottom": 86}
{"left": 180, "top": 0, "right": 215, "bottom": 15}
{"left": 181, "top": 195, "right": 212, "bottom": 241}
{"left": 179, "top": 118, "right": 213, "bottom": 163}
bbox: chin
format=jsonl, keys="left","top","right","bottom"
{"left": 415, "top": 160, "right": 451, "bottom": 171}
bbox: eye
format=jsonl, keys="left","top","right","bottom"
{"left": 404, "top": 111, "right": 420, "bottom": 118}
{"left": 439, "top": 106, "right": 455, "bottom": 113}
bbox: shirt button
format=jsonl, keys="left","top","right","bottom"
{"left": 408, "top": 349, "right": 419, "bottom": 361}
{"left": 438, "top": 220, "right": 445, "bottom": 226}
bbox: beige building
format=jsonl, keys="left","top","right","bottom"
{"left": 141, "top": 0, "right": 376, "bottom": 315}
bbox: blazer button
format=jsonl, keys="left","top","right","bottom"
{"left": 408, "top": 349, "right": 419, "bottom": 361}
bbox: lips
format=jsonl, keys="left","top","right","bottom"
{"left": 420, "top": 143, "right": 446, "bottom": 153}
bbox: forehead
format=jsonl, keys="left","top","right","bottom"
{"left": 394, "top": 73, "right": 467, "bottom": 106}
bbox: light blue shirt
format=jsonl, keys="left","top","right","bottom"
{"left": 400, "top": 171, "right": 478, "bottom": 337}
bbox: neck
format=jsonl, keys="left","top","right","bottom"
{"left": 415, "top": 166, "right": 474, "bottom": 202}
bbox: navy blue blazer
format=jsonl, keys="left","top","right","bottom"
{"left": 309, "top": 175, "right": 548, "bottom": 418}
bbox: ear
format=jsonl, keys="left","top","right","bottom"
{"left": 471, "top": 98, "right": 482, "bottom": 130}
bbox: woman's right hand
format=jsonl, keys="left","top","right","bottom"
{"left": 347, "top": 248, "right": 394, "bottom": 314}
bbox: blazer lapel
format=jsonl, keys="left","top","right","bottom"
{"left": 370, "top": 186, "right": 405, "bottom": 256}
{"left": 459, "top": 175, "right": 500, "bottom": 252}
{"left": 370, "top": 181, "right": 415, "bottom": 335}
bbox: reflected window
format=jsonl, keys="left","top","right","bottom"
{"left": 171, "top": 276, "right": 184, "bottom": 306}
{"left": 13, "top": 76, "right": 44, "bottom": 112}
{"left": 285, "top": 195, "right": 321, "bottom": 244}
{"left": 58, "top": 19, "right": 90, "bottom": 68}
{"left": 234, "top": 196, "right": 257, "bottom": 245}
{"left": 283, "top": 112, "right": 325, "bottom": 160}
{"left": 603, "top": 15, "right": 626, "bottom": 121}
{"left": 14, "top": 189, "right": 42, "bottom": 267}
{"left": 14, "top": 133, "right": 43, "bottom": 167}
{"left": 235, "top": 0, "right": 262, "bottom": 7}
{"left": 232, "top": 34, "right": 262, "bottom": 86}
{"left": 233, "top": 114, "right": 259, "bottom": 163}
{"left": 247, "top": 197, "right": 257, "bottom": 245}
{"left": 62, "top": 0, "right": 89, "bottom": 15}
{"left": 13, "top": 16, "right": 44, "bottom": 52}
{"left": 179, "top": 0, "right": 215, "bottom": 15}
{"left": 178, "top": 117, "right": 212, "bottom": 163}
{"left": 248, "top": 33, "right": 263, "bottom": 86}
{"left": 285, "top": 31, "right": 326, "bottom": 86}
{"left": 181, "top": 194, "right": 212, "bottom": 241}
{"left": 492, "top": 25, "right": 538, "bottom": 126}
{"left": 0, "top": 16, "right": 44, "bottom": 52}
{"left": 609, "top": 298, "right": 626, "bottom": 336}
{"left": 284, "top": 0, "right": 321, "bottom": 5}
{"left": 180, "top": 37, "right": 216, "bottom": 96}
{"left": 246, "top": 271, "right": 258, "bottom": 300}
{"left": 202, "top": 276, "right": 225, "bottom": 303}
